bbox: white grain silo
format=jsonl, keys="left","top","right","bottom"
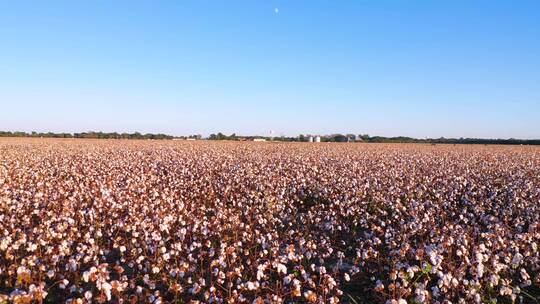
{"left": 314, "top": 136, "right": 321, "bottom": 143}
{"left": 308, "top": 136, "right": 314, "bottom": 142}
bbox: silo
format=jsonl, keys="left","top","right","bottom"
{"left": 308, "top": 136, "right": 314, "bottom": 142}
{"left": 314, "top": 136, "right": 321, "bottom": 143}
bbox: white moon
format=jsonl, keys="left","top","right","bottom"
{"left": 274, "top": 8, "right": 279, "bottom": 13}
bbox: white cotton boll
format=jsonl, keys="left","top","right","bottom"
{"left": 84, "top": 291, "right": 92, "bottom": 300}
{"left": 101, "top": 282, "right": 112, "bottom": 301}
{"left": 27, "top": 243, "right": 38, "bottom": 252}
{"left": 477, "top": 263, "right": 484, "bottom": 278}
{"left": 277, "top": 263, "right": 287, "bottom": 275}
{"left": 82, "top": 271, "right": 91, "bottom": 282}
{"left": 512, "top": 253, "right": 523, "bottom": 266}
{"left": 59, "top": 279, "right": 69, "bottom": 289}
{"left": 17, "top": 266, "right": 28, "bottom": 275}
{"left": 46, "top": 270, "right": 55, "bottom": 279}
{"left": 255, "top": 269, "right": 264, "bottom": 281}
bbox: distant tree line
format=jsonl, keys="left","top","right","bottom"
{"left": 359, "top": 135, "right": 540, "bottom": 145}
{"left": 2, "top": 130, "right": 539, "bottom": 145}
{"left": 208, "top": 133, "right": 303, "bottom": 142}
{"left": 208, "top": 132, "right": 237, "bottom": 140}
{"left": 0, "top": 131, "right": 174, "bottom": 140}
{"left": 208, "top": 132, "right": 540, "bottom": 145}
{"left": 74, "top": 132, "right": 174, "bottom": 140}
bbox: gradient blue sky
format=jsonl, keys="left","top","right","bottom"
{"left": 1, "top": 1, "right": 539, "bottom": 138}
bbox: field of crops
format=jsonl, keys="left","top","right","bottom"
{"left": 1, "top": 138, "right": 539, "bottom": 303}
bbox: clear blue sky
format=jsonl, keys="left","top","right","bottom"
{"left": 1, "top": 1, "right": 539, "bottom": 138}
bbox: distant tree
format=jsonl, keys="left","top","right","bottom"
{"left": 359, "top": 134, "right": 370, "bottom": 141}
{"left": 331, "top": 134, "right": 348, "bottom": 142}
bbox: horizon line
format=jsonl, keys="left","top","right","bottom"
{"left": 1, "top": 130, "right": 540, "bottom": 141}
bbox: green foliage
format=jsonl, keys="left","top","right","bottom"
{"left": 422, "top": 262, "right": 432, "bottom": 274}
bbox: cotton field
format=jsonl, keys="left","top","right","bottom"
{"left": 0, "top": 138, "right": 539, "bottom": 304}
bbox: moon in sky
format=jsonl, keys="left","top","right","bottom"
{"left": 274, "top": 8, "right": 279, "bottom": 14}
